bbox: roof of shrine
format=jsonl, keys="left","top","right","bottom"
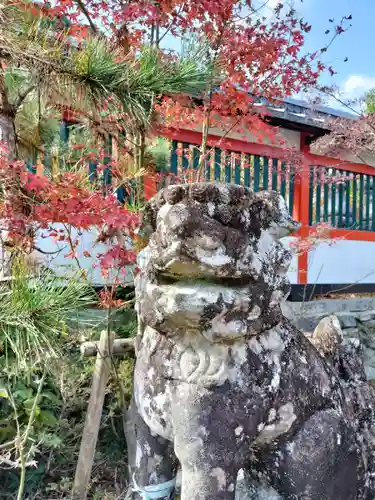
{"left": 256, "top": 96, "right": 357, "bottom": 134}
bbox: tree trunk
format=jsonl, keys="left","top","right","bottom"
{"left": 0, "top": 86, "right": 17, "bottom": 277}
{"left": 0, "top": 112, "right": 16, "bottom": 161}
{"left": 0, "top": 112, "right": 16, "bottom": 279}
{"left": 0, "top": 73, "right": 17, "bottom": 161}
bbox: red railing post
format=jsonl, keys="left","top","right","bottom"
{"left": 296, "top": 134, "right": 311, "bottom": 285}
{"left": 144, "top": 171, "right": 157, "bottom": 200}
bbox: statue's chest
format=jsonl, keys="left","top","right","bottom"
{"left": 133, "top": 327, "right": 267, "bottom": 442}
{"left": 133, "top": 326, "right": 338, "bottom": 448}
{"left": 134, "top": 327, "right": 291, "bottom": 405}
{"left": 135, "top": 326, "right": 255, "bottom": 388}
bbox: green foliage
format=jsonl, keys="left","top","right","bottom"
{"left": 0, "top": 354, "right": 88, "bottom": 496}
{"left": 0, "top": 261, "right": 136, "bottom": 498}
{"left": 3, "top": 69, "right": 30, "bottom": 104}
{"left": 69, "top": 38, "right": 128, "bottom": 99}
{"left": 366, "top": 88, "right": 375, "bottom": 114}
{"left": 0, "top": 260, "right": 95, "bottom": 372}
{"left": 0, "top": 375, "right": 61, "bottom": 445}
{"left": 117, "top": 357, "right": 134, "bottom": 408}
{"left": 147, "top": 137, "right": 171, "bottom": 173}
{"left": 0, "top": 260, "right": 96, "bottom": 498}
{"left": 1, "top": 2, "right": 217, "bottom": 163}
{"left": 0, "top": 324, "right": 135, "bottom": 498}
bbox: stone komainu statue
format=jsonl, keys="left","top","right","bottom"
{"left": 126, "top": 183, "right": 375, "bottom": 500}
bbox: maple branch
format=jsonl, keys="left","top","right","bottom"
{"left": 157, "top": 3, "right": 185, "bottom": 45}
{"left": 195, "top": 22, "right": 228, "bottom": 181}
{"left": 308, "top": 15, "right": 352, "bottom": 68}
{"left": 319, "top": 15, "right": 352, "bottom": 58}
{"left": 74, "top": 0, "right": 98, "bottom": 34}
{"left": 314, "top": 86, "right": 374, "bottom": 163}
{"left": 317, "top": 270, "right": 375, "bottom": 297}
{"left": 62, "top": 223, "right": 87, "bottom": 280}
{"left": 250, "top": 0, "right": 274, "bottom": 16}
{"left": 2, "top": 240, "right": 66, "bottom": 256}
{"left": 205, "top": 117, "right": 242, "bottom": 158}
{"left": 316, "top": 86, "right": 362, "bottom": 118}
{"left": 33, "top": 246, "right": 65, "bottom": 256}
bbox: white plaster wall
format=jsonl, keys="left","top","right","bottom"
{"left": 185, "top": 123, "right": 301, "bottom": 153}
{"left": 31, "top": 225, "right": 134, "bottom": 286}
{"left": 30, "top": 232, "right": 300, "bottom": 286}
{"left": 210, "top": 125, "right": 301, "bottom": 152}
{"left": 32, "top": 233, "right": 375, "bottom": 287}
{"left": 307, "top": 239, "right": 375, "bottom": 284}
{"left": 281, "top": 236, "right": 299, "bottom": 285}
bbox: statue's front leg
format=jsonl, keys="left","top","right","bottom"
{"left": 172, "top": 392, "right": 244, "bottom": 500}
{"left": 126, "top": 397, "right": 178, "bottom": 500}
{"left": 178, "top": 455, "right": 238, "bottom": 500}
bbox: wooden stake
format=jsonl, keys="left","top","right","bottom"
{"left": 80, "top": 337, "right": 134, "bottom": 357}
{"left": 71, "top": 330, "right": 115, "bottom": 500}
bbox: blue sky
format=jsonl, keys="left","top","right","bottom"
{"left": 252, "top": 0, "right": 375, "bottom": 102}
{"left": 300, "top": 0, "right": 375, "bottom": 100}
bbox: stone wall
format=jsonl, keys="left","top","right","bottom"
{"left": 282, "top": 298, "right": 375, "bottom": 381}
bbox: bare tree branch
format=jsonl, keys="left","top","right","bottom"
{"left": 74, "top": 0, "right": 98, "bottom": 35}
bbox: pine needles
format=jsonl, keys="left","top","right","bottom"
{"left": 0, "top": 260, "right": 95, "bottom": 373}
{"left": 0, "top": 2, "right": 218, "bottom": 142}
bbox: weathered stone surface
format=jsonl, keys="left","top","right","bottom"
{"left": 363, "top": 319, "right": 375, "bottom": 328}
{"left": 248, "top": 330, "right": 375, "bottom": 500}
{"left": 310, "top": 315, "right": 342, "bottom": 359}
{"left": 335, "top": 312, "right": 358, "bottom": 329}
{"left": 128, "top": 183, "right": 375, "bottom": 500}
{"left": 284, "top": 298, "right": 375, "bottom": 318}
{"left": 356, "top": 310, "right": 375, "bottom": 322}
{"left": 342, "top": 327, "right": 360, "bottom": 339}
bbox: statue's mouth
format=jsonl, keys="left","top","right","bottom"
{"left": 156, "top": 272, "right": 259, "bottom": 288}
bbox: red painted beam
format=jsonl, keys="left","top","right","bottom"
{"left": 301, "top": 227, "right": 375, "bottom": 242}
{"left": 306, "top": 152, "right": 375, "bottom": 176}
{"left": 159, "top": 127, "right": 299, "bottom": 160}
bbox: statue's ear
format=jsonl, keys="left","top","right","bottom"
{"left": 253, "top": 190, "right": 300, "bottom": 235}
{"left": 254, "top": 190, "right": 278, "bottom": 210}
{"left": 138, "top": 189, "right": 167, "bottom": 239}
{"left": 250, "top": 191, "right": 275, "bottom": 229}
{"left": 137, "top": 206, "right": 155, "bottom": 240}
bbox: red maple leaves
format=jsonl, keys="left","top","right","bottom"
{"left": 1, "top": 0, "right": 351, "bottom": 295}
{"left": 0, "top": 158, "right": 140, "bottom": 277}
